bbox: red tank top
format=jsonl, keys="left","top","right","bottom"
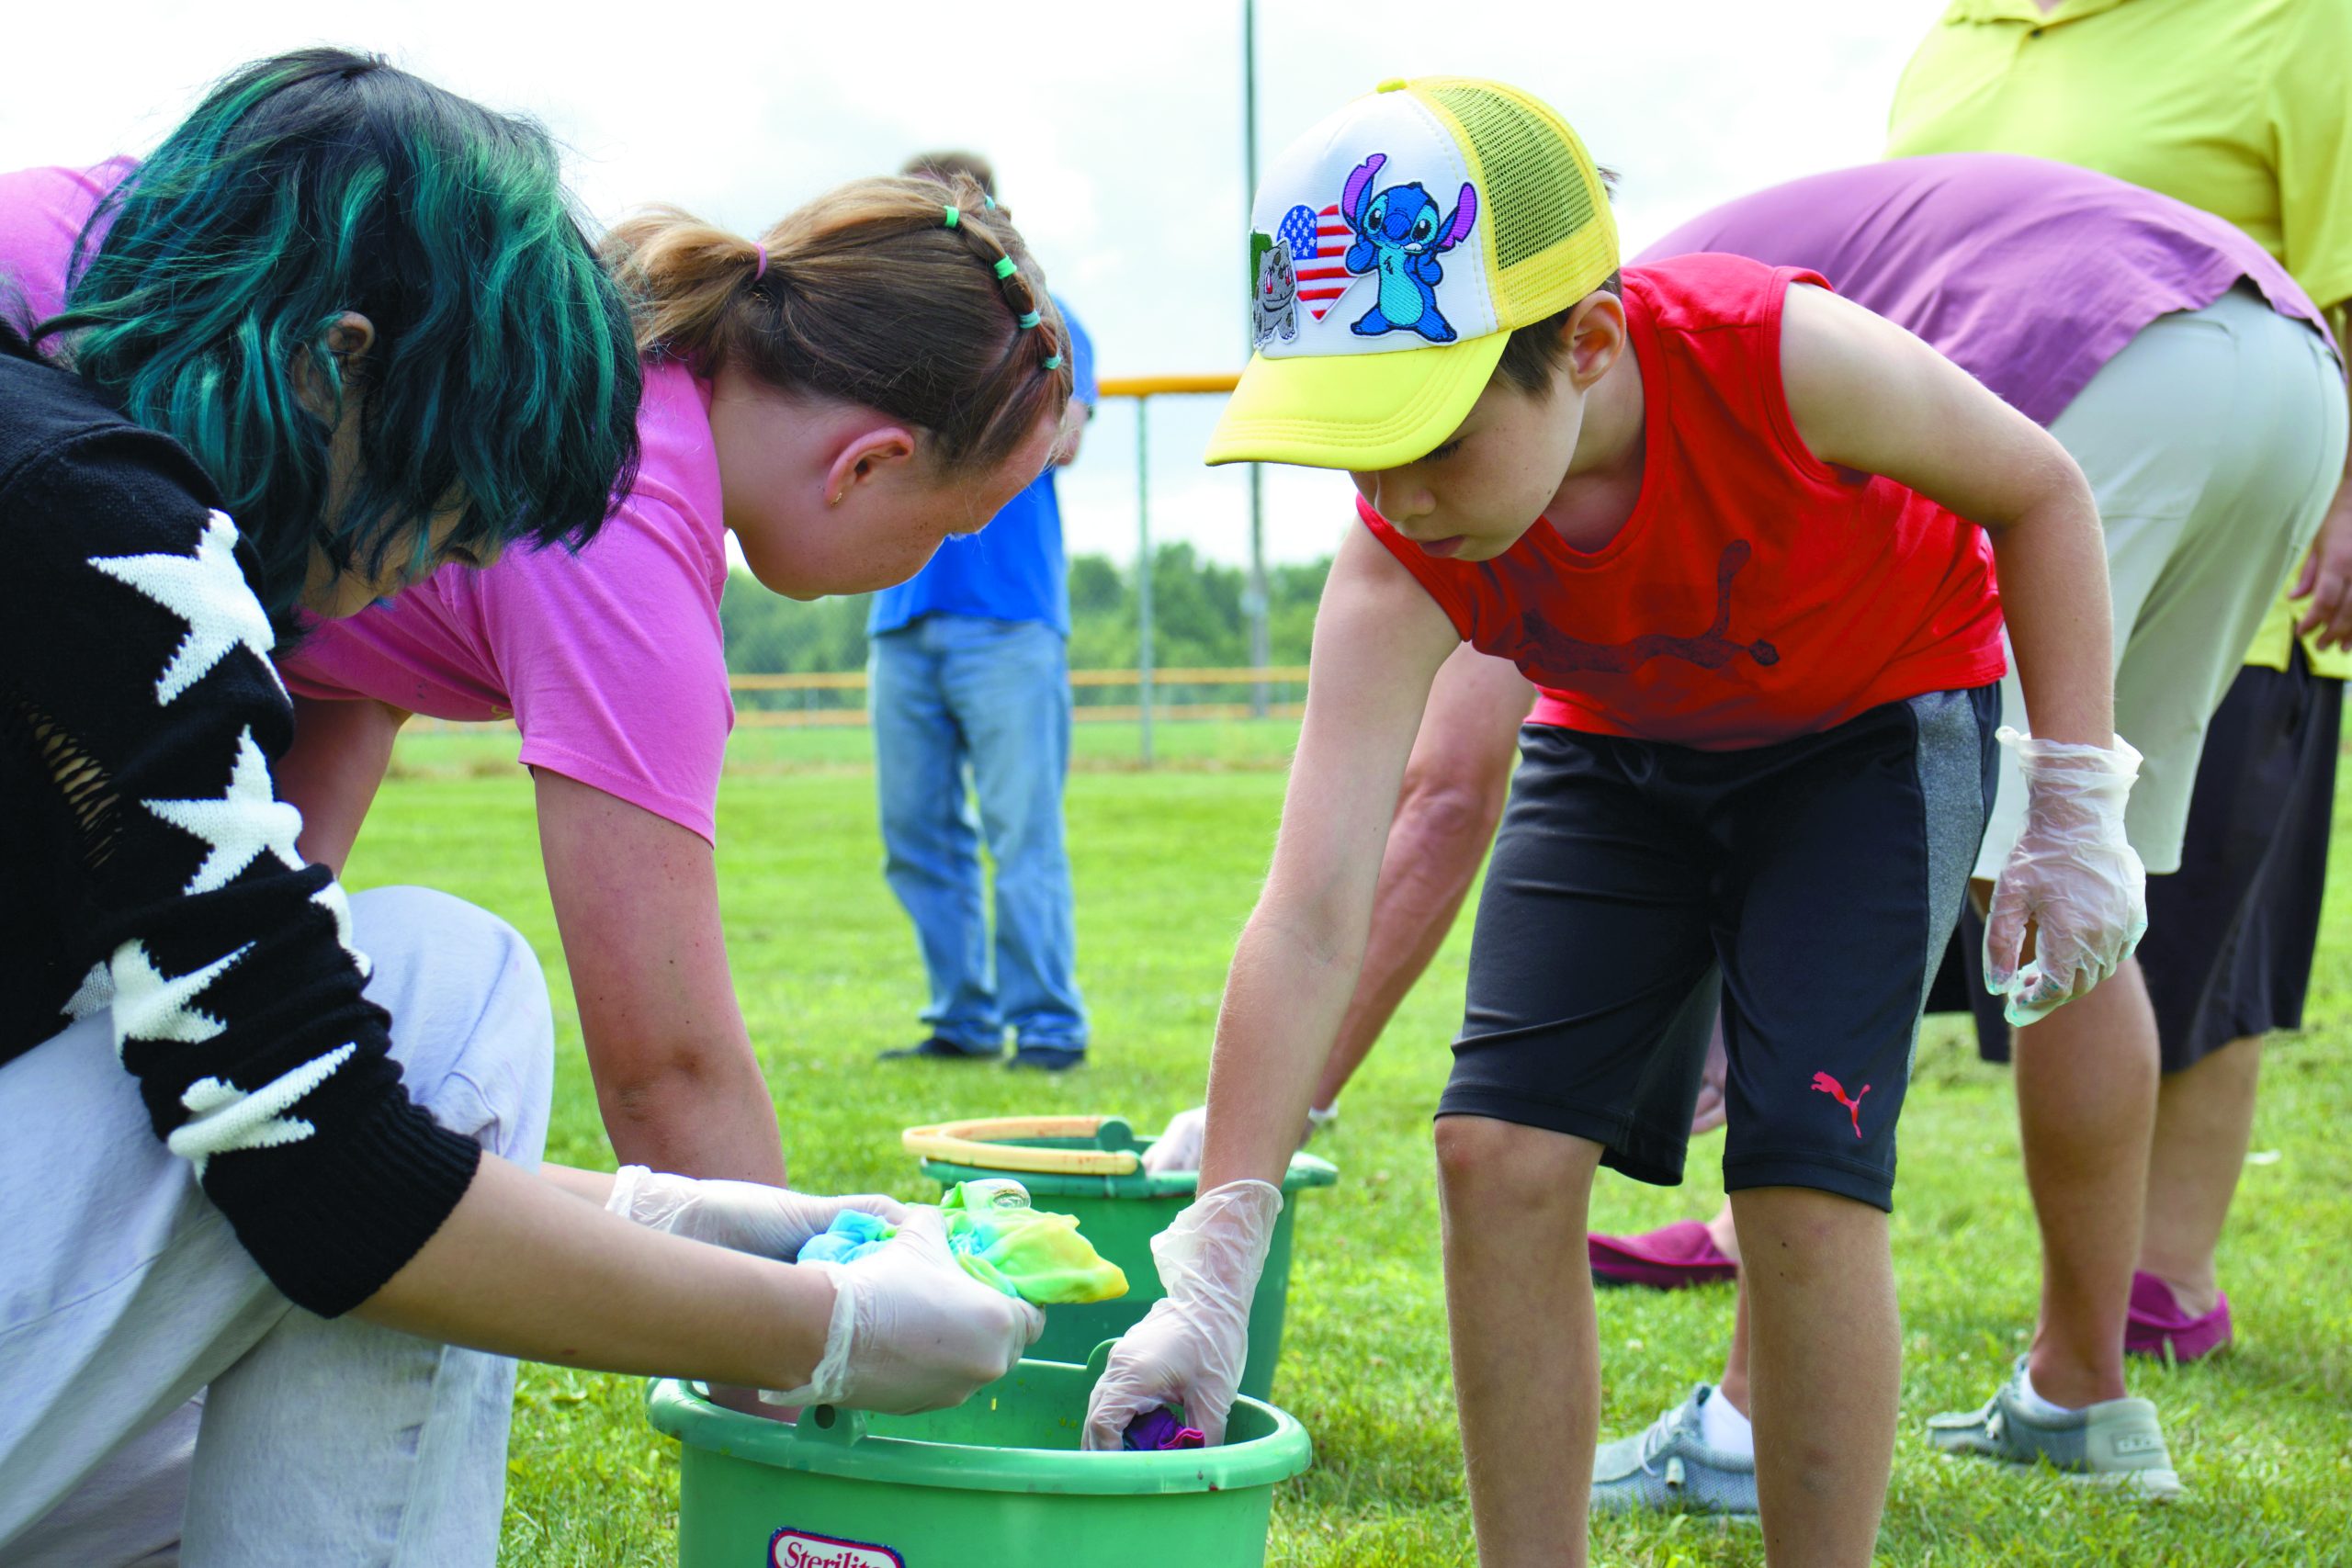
{"left": 1362, "top": 253, "right": 2005, "bottom": 749}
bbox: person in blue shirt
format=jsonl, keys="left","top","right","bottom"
{"left": 870, "top": 152, "right": 1096, "bottom": 1071}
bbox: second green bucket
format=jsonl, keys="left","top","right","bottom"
{"left": 906, "top": 1114, "right": 1336, "bottom": 1401}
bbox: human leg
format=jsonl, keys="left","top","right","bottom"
{"left": 1735, "top": 1187, "right": 1897, "bottom": 1563}
{"left": 2132, "top": 653, "right": 2340, "bottom": 1342}
{"left": 1440, "top": 727, "right": 1725, "bottom": 1551}
{"left": 2138, "top": 1033, "right": 2260, "bottom": 1318}
{"left": 1701, "top": 690, "right": 1991, "bottom": 1551}
{"left": 181, "top": 887, "right": 553, "bottom": 1565}
{"left": 2015, "top": 299, "right": 2341, "bottom": 1384}
{"left": 949, "top": 617, "right": 1086, "bottom": 1055}
{"left": 2, "top": 888, "right": 554, "bottom": 1567}
{"left": 870, "top": 624, "right": 999, "bottom": 1055}
{"left": 1436, "top": 1116, "right": 1605, "bottom": 1567}
{"left": 2007, "top": 954, "right": 2157, "bottom": 1408}
{"left": 1960, "top": 294, "right": 2341, "bottom": 1404}
{"left": 1316, "top": 645, "right": 1529, "bottom": 1108}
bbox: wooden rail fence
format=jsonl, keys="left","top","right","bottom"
{"left": 726, "top": 665, "right": 1310, "bottom": 728}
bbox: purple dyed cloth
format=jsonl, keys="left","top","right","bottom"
{"left": 1638, "top": 153, "right": 2333, "bottom": 426}
{"left": 1122, "top": 1407, "right": 1204, "bottom": 1452}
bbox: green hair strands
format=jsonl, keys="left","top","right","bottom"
{"left": 41, "top": 49, "right": 642, "bottom": 634}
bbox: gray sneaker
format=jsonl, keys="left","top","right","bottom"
{"left": 1589, "top": 1384, "right": 1758, "bottom": 1518}
{"left": 1926, "top": 1357, "right": 2183, "bottom": 1498}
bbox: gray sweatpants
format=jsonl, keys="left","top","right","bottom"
{"left": 0, "top": 886, "right": 554, "bottom": 1567}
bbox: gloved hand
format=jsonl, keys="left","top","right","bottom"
{"left": 1983, "top": 728, "right": 2148, "bottom": 1027}
{"left": 1082, "top": 1179, "right": 1283, "bottom": 1449}
{"left": 766, "top": 1206, "right": 1045, "bottom": 1414}
{"left": 1141, "top": 1104, "right": 1335, "bottom": 1176}
{"left": 606, "top": 1166, "right": 908, "bottom": 1261}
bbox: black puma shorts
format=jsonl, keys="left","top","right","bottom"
{"left": 1439, "top": 685, "right": 1999, "bottom": 1212}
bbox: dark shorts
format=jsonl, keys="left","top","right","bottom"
{"left": 1442, "top": 685, "right": 1999, "bottom": 1212}
{"left": 1932, "top": 649, "right": 2340, "bottom": 1073}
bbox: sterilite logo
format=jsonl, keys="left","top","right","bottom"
{"left": 768, "top": 1527, "right": 905, "bottom": 1568}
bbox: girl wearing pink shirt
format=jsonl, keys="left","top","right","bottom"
{"left": 273, "top": 180, "right": 1075, "bottom": 1186}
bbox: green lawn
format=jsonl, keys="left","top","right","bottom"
{"left": 350, "top": 723, "right": 2352, "bottom": 1567}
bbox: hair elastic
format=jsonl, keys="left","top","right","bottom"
{"left": 992, "top": 256, "right": 1017, "bottom": 279}
{"left": 982, "top": 194, "right": 998, "bottom": 209}
{"left": 752, "top": 243, "right": 768, "bottom": 281}
{"left": 1016, "top": 310, "right": 1041, "bottom": 330}
{"left": 1043, "top": 354, "right": 1063, "bottom": 370}
{"left": 943, "top": 205, "right": 961, "bottom": 229}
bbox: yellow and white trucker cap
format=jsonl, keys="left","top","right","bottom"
{"left": 1209, "top": 76, "right": 1619, "bottom": 471}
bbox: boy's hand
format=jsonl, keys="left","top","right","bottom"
{"left": 606, "top": 1166, "right": 908, "bottom": 1260}
{"left": 1983, "top": 728, "right": 2148, "bottom": 1025}
{"left": 1082, "top": 1180, "right": 1283, "bottom": 1448}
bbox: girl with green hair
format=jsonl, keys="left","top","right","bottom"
{"left": 0, "top": 51, "right": 1039, "bottom": 1566}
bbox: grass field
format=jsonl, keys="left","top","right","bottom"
{"left": 348, "top": 720, "right": 2352, "bottom": 1567}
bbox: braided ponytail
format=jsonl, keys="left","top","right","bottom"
{"left": 603, "top": 175, "right": 1073, "bottom": 475}
{"left": 933, "top": 177, "right": 1070, "bottom": 381}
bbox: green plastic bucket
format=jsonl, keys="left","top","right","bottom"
{"left": 904, "top": 1115, "right": 1336, "bottom": 1401}
{"left": 646, "top": 1349, "right": 1311, "bottom": 1568}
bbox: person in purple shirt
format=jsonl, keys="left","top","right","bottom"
{"left": 1141, "top": 151, "right": 2346, "bottom": 1504}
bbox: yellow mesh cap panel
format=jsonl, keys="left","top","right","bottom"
{"left": 1420, "top": 78, "right": 1619, "bottom": 329}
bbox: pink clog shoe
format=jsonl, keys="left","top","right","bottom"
{"left": 2124, "top": 1270, "right": 2233, "bottom": 1361}
{"left": 1588, "top": 1220, "right": 1738, "bottom": 1290}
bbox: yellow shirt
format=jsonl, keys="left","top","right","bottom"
{"left": 1889, "top": 0, "right": 2352, "bottom": 675}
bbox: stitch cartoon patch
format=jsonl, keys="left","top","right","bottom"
{"left": 1340, "top": 152, "right": 1478, "bottom": 343}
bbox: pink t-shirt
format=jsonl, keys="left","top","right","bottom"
{"left": 282, "top": 359, "right": 736, "bottom": 841}
{"left": 0, "top": 161, "right": 738, "bottom": 844}
{"left": 0, "top": 157, "right": 135, "bottom": 328}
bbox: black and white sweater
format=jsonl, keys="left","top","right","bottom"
{"left": 0, "top": 339, "right": 480, "bottom": 1316}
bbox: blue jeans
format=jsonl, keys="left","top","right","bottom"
{"left": 871, "top": 615, "right": 1086, "bottom": 1054}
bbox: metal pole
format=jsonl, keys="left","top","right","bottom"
{"left": 1136, "top": 394, "right": 1155, "bottom": 768}
{"left": 1243, "top": 0, "right": 1270, "bottom": 716}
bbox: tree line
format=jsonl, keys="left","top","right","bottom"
{"left": 719, "top": 544, "right": 1335, "bottom": 680}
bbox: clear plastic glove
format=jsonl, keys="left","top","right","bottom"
{"left": 1081, "top": 1179, "right": 1283, "bottom": 1449}
{"left": 765, "top": 1206, "right": 1045, "bottom": 1414}
{"left": 606, "top": 1166, "right": 908, "bottom": 1261}
{"left": 1983, "top": 728, "right": 2147, "bottom": 1027}
{"left": 1142, "top": 1104, "right": 1334, "bottom": 1176}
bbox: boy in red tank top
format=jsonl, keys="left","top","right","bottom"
{"left": 1083, "top": 79, "right": 2147, "bottom": 1562}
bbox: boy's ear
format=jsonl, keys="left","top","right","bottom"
{"left": 1562, "top": 291, "right": 1629, "bottom": 390}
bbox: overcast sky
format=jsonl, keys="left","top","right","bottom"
{"left": 4, "top": 0, "right": 1951, "bottom": 569}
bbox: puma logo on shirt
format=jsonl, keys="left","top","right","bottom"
{"left": 1516, "top": 541, "right": 1781, "bottom": 676}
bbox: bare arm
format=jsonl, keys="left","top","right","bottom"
{"left": 2290, "top": 300, "right": 2352, "bottom": 649}
{"left": 278, "top": 695, "right": 408, "bottom": 875}
{"left": 535, "top": 770, "right": 786, "bottom": 1185}
{"left": 1780, "top": 283, "right": 2114, "bottom": 748}
{"left": 354, "top": 1154, "right": 830, "bottom": 1390}
{"left": 1313, "top": 646, "right": 1531, "bottom": 1109}
{"left": 1195, "top": 525, "right": 1460, "bottom": 1195}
